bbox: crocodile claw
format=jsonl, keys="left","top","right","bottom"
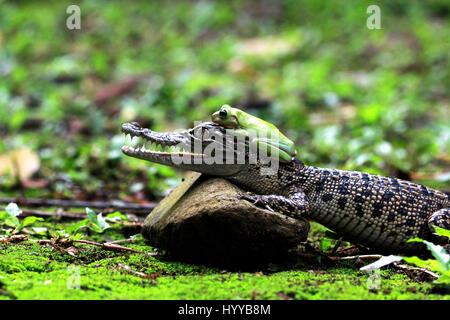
{"left": 237, "top": 193, "right": 274, "bottom": 212}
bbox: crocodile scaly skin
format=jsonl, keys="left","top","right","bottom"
{"left": 233, "top": 159, "right": 450, "bottom": 253}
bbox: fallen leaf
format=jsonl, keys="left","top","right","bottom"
{"left": 94, "top": 76, "right": 143, "bottom": 105}
{"left": 64, "top": 246, "right": 79, "bottom": 257}
{"left": 227, "top": 58, "right": 258, "bottom": 78}
{"left": 21, "top": 179, "right": 48, "bottom": 188}
{"left": 0, "top": 148, "right": 40, "bottom": 182}
{"left": 410, "top": 171, "right": 450, "bottom": 182}
{"left": 276, "top": 292, "right": 295, "bottom": 300}
{"left": 309, "top": 104, "right": 356, "bottom": 125}
{"left": 238, "top": 36, "right": 296, "bottom": 57}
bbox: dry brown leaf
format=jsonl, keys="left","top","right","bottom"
{"left": 437, "top": 153, "right": 450, "bottom": 163}
{"left": 410, "top": 170, "right": 450, "bottom": 181}
{"left": 239, "top": 36, "right": 296, "bottom": 57}
{"left": 94, "top": 76, "right": 142, "bottom": 105}
{"left": 309, "top": 104, "right": 357, "bottom": 125}
{"left": 0, "top": 148, "right": 40, "bottom": 182}
{"left": 227, "top": 58, "right": 258, "bottom": 78}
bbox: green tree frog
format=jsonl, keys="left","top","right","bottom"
{"left": 211, "top": 105, "right": 297, "bottom": 162}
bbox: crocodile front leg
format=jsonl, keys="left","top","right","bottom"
{"left": 238, "top": 186, "right": 310, "bottom": 219}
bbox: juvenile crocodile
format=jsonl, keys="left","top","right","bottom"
{"left": 121, "top": 107, "right": 449, "bottom": 253}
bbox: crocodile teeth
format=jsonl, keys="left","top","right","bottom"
{"left": 124, "top": 134, "right": 132, "bottom": 146}
{"left": 122, "top": 135, "right": 190, "bottom": 154}
{"left": 130, "top": 136, "right": 138, "bottom": 147}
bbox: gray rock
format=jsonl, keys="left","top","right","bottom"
{"left": 142, "top": 172, "right": 310, "bottom": 265}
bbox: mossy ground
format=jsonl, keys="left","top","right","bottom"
{"left": 0, "top": 221, "right": 447, "bottom": 300}
{"left": 1, "top": 0, "right": 449, "bottom": 300}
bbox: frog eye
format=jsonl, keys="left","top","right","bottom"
{"left": 219, "top": 109, "right": 227, "bottom": 118}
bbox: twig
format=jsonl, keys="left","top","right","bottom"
{"left": 73, "top": 239, "right": 157, "bottom": 256}
{"left": 12, "top": 208, "right": 86, "bottom": 219}
{"left": 94, "top": 75, "right": 146, "bottom": 105}
{"left": 392, "top": 262, "right": 440, "bottom": 279}
{"left": 104, "top": 238, "right": 135, "bottom": 245}
{"left": 329, "top": 254, "right": 440, "bottom": 279}
{"left": 0, "top": 236, "right": 157, "bottom": 257}
{"left": 0, "top": 197, "right": 156, "bottom": 215}
{"left": 117, "top": 263, "right": 152, "bottom": 279}
{"left": 328, "top": 254, "right": 384, "bottom": 261}
{"left": 0, "top": 206, "right": 141, "bottom": 222}
{"left": 293, "top": 251, "right": 383, "bottom": 262}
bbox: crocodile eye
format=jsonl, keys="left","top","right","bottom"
{"left": 219, "top": 110, "right": 227, "bottom": 118}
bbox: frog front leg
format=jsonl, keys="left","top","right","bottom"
{"left": 249, "top": 137, "right": 293, "bottom": 163}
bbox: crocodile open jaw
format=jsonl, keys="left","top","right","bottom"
{"left": 121, "top": 122, "right": 205, "bottom": 161}
{"left": 120, "top": 121, "right": 246, "bottom": 176}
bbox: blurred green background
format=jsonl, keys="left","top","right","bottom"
{"left": 0, "top": 0, "right": 449, "bottom": 203}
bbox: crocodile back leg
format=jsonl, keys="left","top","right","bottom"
{"left": 428, "top": 207, "right": 450, "bottom": 237}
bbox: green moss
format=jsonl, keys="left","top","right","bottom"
{"left": 112, "top": 253, "right": 219, "bottom": 276}
{"left": 1, "top": 263, "right": 445, "bottom": 300}
{"left": 1, "top": 240, "right": 448, "bottom": 300}
{"left": 0, "top": 219, "right": 447, "bottom": 300}
{"left": 0, "top": 0, "right": 448, "bottom": 301}
{"left": 0, "top": 243, "right": 63, "bottom": 273}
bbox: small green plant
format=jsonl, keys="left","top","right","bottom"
{"left": 404, "top": 227, "right": 450, "bottom": 287}
{"left": 0, "top": 203, "right": 44, "bottom": 233}
{"left": 67, "top": 208, "right": 129, "bottom": 235}
{"left": 320, "top": 237, "right": 333, "bottom": 252}
{"left": 68, "top": 207, "right": 111, "bottom": 234}
{"left": 361, "top": 227, "right": 450, "bottom": 288}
